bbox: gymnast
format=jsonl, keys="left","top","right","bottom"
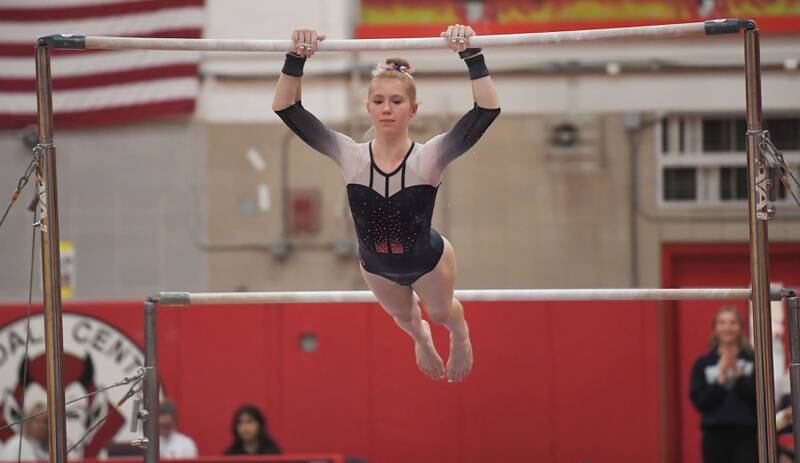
{"left": 272, "top": 24, "right": 500, "bottom": 382}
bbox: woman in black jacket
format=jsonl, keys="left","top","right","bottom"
{"left": 689, "top": 306, "right": 757, "bottom": 463}
{"left": 224, "top": 405, "right": 281, "bottom": 455}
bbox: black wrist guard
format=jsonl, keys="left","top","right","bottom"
{"left": 459, "top": 48, "right": 489, "bottom": 80}
{"left": 282, "top": 52, "right": 306, "bottom": 77}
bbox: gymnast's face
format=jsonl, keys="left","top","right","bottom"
{"left": 367, "top": 78, "right": 417, "bottom": 134}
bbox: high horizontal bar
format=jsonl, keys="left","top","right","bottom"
{"left": 39, "top": 20, "right": 752, "bottom": 53}
{"left": 156, "top": 287, "right": 782, "bottom": 307}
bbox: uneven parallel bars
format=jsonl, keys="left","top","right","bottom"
{"left": 156, "top": 287, "right": 780, "bottom": 306}
{"left": 36, "top": 16, "right": 771, "bottom": 463}
{"left": 39, "top": 19, "right": 751, "bottom": 52}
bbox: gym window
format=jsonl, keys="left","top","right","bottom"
{"left": 657, "top": 115, "right": 800, "bottom": 206}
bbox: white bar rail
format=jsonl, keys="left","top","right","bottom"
{"left": 158, "top": 287, "right": 759, "bottom": 306}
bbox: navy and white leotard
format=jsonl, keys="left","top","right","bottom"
{"left": 276, "top": 102, "right": 500, "bottom": 286}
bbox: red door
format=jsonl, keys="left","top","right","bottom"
{"left": 662, "top": 243, "right": 800, "bottom": 463}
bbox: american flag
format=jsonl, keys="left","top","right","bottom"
{"left": 0, "top": 0, "right": 204, "bottom": 130}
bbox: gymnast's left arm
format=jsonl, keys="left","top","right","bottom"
{"left": 419, "top": 25, "right": 500, "bottom": 182}
{"left": 451, "top": 27, "right": 500, "bottom": 110}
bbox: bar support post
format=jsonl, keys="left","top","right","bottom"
{"left": 35, "top": 41, "right": 68, "bottom": 463}
{"left": 143, "top": 299, "right": 160, "bottom": 463}
{"left": 787, "top": 296, "right": 800, "bottom": 460}
{"left": 743, "top": 22, "right": 778, "bottom": 463}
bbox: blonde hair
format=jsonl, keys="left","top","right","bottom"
{"left": 369, "top": 57, "right": 417, "bottom": 105}
{"left": 708, "top": 305, "right": 753, "bottom": 353}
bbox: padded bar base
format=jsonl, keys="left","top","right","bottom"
{"left": 704, "top": 19, "right": 754, "bottom": 35}
{"left": 38, "top": 34, "right": 86, "bottom": 49}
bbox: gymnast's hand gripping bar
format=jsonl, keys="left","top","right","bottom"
{"left": 38, "top": 19, "right": 753, "bottom": 52}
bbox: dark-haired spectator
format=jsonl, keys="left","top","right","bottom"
{"left": 159, "top": 399, "right": 198, "bottom": 458}
{"left": 224, "top": 405, "right": 281, "bottom": 455}
{"left": 690, "top": 306, "right": 757, "bottom": 463}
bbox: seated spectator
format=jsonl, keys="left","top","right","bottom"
{"left": 224, "top": 405, "right": 281, "bottom": 455}
{"left": 0, "top": 403, "right": 49, "bottom": 461}
{"left": 159, "top": 399, "right": 198, "bottom": 459}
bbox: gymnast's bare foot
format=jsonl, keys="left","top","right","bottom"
{"left": 446, "top": 322, "right": 473, "bottom": 383}
{"left": 415, "top": 320, "right": 445, "bottom": 380}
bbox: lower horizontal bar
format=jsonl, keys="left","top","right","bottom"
{"left": 157, "top": 288, "right": 766, "bottom": 306}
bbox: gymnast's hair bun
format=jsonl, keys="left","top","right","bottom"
{"left": 376, "top": 57, "right": 415, "bottom": 77}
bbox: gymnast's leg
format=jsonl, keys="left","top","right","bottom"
{"left": 360, "top": 266, "right": 446, "bottom": 380}
{"left": 412, "top": 238, "right": 472, "bottom": 383}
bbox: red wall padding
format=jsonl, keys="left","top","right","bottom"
{"left": 0, "top": 299, "right": 662, "bottom": 463}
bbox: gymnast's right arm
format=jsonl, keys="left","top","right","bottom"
{"left": 271, "top": 29, "right": 342, "bottom": 159}
{"left": 272, "top": 28, "right": 322, "bottom": 111}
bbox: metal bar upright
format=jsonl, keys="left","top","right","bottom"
{"left": 788, "top": 296, "right": 800, "bottom": 461}
{"left": 143, "top": 299, "right": 160, "bottom": 463}
{"left": 743, "top": 22, "right": 778, "bottom": 463}
{"left": 34, "top": 41, "right": 68, "bottom": 463}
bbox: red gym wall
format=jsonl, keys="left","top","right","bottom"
{"left": 0, "top": 243, "right": 797, "bottom": 463}
{"left": 0, "top": 303, "right": 662, "bottom": 462}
